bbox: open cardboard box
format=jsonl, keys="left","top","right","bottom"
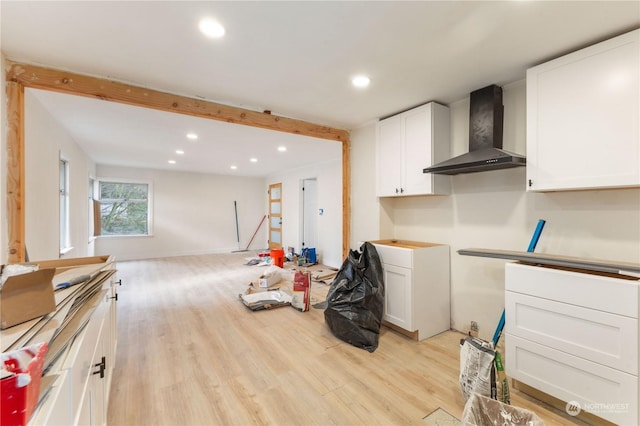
{"left": 0, "top": 267, "right": 56, "bottom": 330}
{"left": 33, "top": 255, "right": 113, "bottom": 275}
{"left": 0, "top": 255, "right": 113, "bottom": 330}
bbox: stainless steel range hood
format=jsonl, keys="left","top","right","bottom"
{"left": 423, "top": 84, "right": 525, "bottom": 175}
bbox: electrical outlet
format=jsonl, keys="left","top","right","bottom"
{"left": 470, "top": 321, "right": 479, "bottom": 337}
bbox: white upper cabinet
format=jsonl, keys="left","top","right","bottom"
{"left": 376, "top": 102, "right": 450, "bottom": 197}
{"left": 526, "top": 29, "right": 639, "bottom": 192}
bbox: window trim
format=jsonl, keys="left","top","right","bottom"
{"left": 96, "top": 177, "right": 154, "bottom": 237}
{"left": 59, "top": 156, "right": 71, "bottom": 254}
{"left": 88, "top": 176, "right": 97, "bottom": 242}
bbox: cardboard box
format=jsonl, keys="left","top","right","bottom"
{"left": 258, "top": 272, "right": 282, "bottom": 288}
{"left": 33, "top": 255, "right": 112, "bottom": 275}
{"left": 255, "top": 265, "right": 282, "bottom": 288}
{"left": 0, "top": 268, "right": 56, "bottom": 330}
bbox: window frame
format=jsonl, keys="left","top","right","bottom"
{"left": 59, "top": 156, "right": 71, "bottom": 253}
{"left": 88, "top": 176, "right": 98, "bottom": 241}
{"left": 96, "top": 177, "right": 154, "bottom": 237}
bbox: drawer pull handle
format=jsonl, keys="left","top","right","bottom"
{"left": 93, "top": 356, "right": 106, "bottom": 379}
{"left": 109, "top": 293, "right": 118, "bottom": 301}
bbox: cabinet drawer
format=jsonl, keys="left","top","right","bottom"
{"left": 506, "top": 334, "right": 638, "bottom": 425}
{"left": 373, "top": 244, "right": 412, "bottom": 269}
{"left": 505, "top": 263, "right": 638, "bottom": 317}
{"left": 506, "top": 291, "right": 637, "bottom": 374}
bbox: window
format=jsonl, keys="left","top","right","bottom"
{"left": 59, "top": 158, "right": 70, "bottom": 251}
{"left": 98, "top": 180, "right": 152, "bottom": 236}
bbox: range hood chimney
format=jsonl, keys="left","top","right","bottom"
{"left": 423, "top": 84, "right": 525, "bottom": 175}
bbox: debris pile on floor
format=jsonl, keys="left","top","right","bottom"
{"left": 243, "top": 253, "right": 338, "bottom": 285}
{"left": 239, "top": 287, "right": 292, "bottom": 311}
{"left": 239, "top": 262, "right": 334, "bottom": 311}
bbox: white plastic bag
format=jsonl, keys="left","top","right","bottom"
{"left": 459, "top": 336, "right": 496, "bottom": 401}
{"left": 462, "top": 393, "right": 545, "bottom": 426}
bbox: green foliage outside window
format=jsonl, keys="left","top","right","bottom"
{"left": 99, "top": 182, "right": 149, "bottom": 235}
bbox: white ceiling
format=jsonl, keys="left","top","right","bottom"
{"left": 2, "top": 1, "right": 639, "bottom": 176}
{"left": 27, "top": 88, "right": 341, "bottom": 177}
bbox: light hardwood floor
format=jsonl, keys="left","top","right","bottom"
{"left": 107, "top": 252, "right": 584, "bottom": 425}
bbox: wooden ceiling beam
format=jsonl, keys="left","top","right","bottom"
{"left": 6, "top": 61, "right": 350, "bottom": 143}
{"left": 4, "top": 61, "right": 352, "bottom": 262}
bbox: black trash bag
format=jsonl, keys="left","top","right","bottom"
{"left": 324, "top": 242, "right": 384, "bottom": 352}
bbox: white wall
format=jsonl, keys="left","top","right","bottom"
{"left": 349, "top": 122, "right": 382, "bottom": 246}
{"left": 266, "top": 157, "right": 343, "bottom": 268}
{"left": 24, "top": 90, "right": 96, "bottom": 261}
{"left": 95, "top": 165, "right": 266, "bottom": 260}
{"left": 350, "top": 81, "right": 640, "bottom": 340}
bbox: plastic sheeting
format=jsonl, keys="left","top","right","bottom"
{"left": 324, "top": 242, "right": 384, "bottom": 352}
{"left": 462, "top": 393, "right": 544, "bottom": 426}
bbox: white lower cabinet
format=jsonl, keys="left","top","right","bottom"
{"left": 27, "top": 259, "right": 118, "bottom": 426}
{"left": 371, "top": 240, "right": 450, "bottom": 340}
{"left": 505, "top": 262, "right": 639, "bottom": 425}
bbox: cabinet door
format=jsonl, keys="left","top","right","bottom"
{"left": 376, "top": 114, "right": 403, "bottom": 196}
{"left": 104, "top": 276, "right": 117, "bottom": 404}
{"left": 75, "top": 311, "right": 106, "bottom": 426}
{"left": 91, "top": 331, "right": 107, "bottom": 426}
{"left": 403, "top": 104, "right": 434, "bottom": 195}
{"left": 382, "top": 263, "right": 413, "bottom": 331}
{"left": 526, "top": 29, "right": 639, "bottom": 191}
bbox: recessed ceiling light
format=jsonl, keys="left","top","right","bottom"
{"left": 199, "top": 18, "right": 225, "bottom": 38}
{"left": 277, "top": 146, "right": 287, "bottom": 152}
{"left": 186, "top": 133, "right": 198, "bottom": 140}
{"left": 352, "top": 75, "right": 371, "bottom": 88}
{"left": 168, "top": 160, "right": 176, "bottom": 164}
{"left": 230, "top": 165, "right": 237, "bottom": 170}
{"left": 250, "top": 158, "right": 258, "bottom": 163}
{"left": 176, "top": 150, "right": 185, "bottom": 155}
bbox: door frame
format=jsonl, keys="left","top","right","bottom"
{"left": 300, "top": 178, "right": 318, "bottom": 250}
{"left": 268, "top": 182, "right": 283, "bottom": 250}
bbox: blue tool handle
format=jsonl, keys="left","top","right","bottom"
{"left": 492, "top": 219, "right": 546, "bottom": 347}
{"left": 527, "top": 220, "right": 546, "bottom": 253}
{"left": 54, "top": 274, "right": 91, "bottom": 291}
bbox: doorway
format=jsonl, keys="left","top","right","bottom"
{"left": 301, "top": 178, "right": 317, "bottom": 250}
{"left": 268, "top": 182, "right": 282, "bottom": 250}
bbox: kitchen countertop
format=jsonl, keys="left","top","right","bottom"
{"left": 369, "top": 239, "right": 446, "bottom": 249}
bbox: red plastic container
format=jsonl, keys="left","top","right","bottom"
{"left": 1, "top": 342, "right": 48, "bottom": 426}
{"left": 270, "top": 249, "right": 285, "bottom": 268}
